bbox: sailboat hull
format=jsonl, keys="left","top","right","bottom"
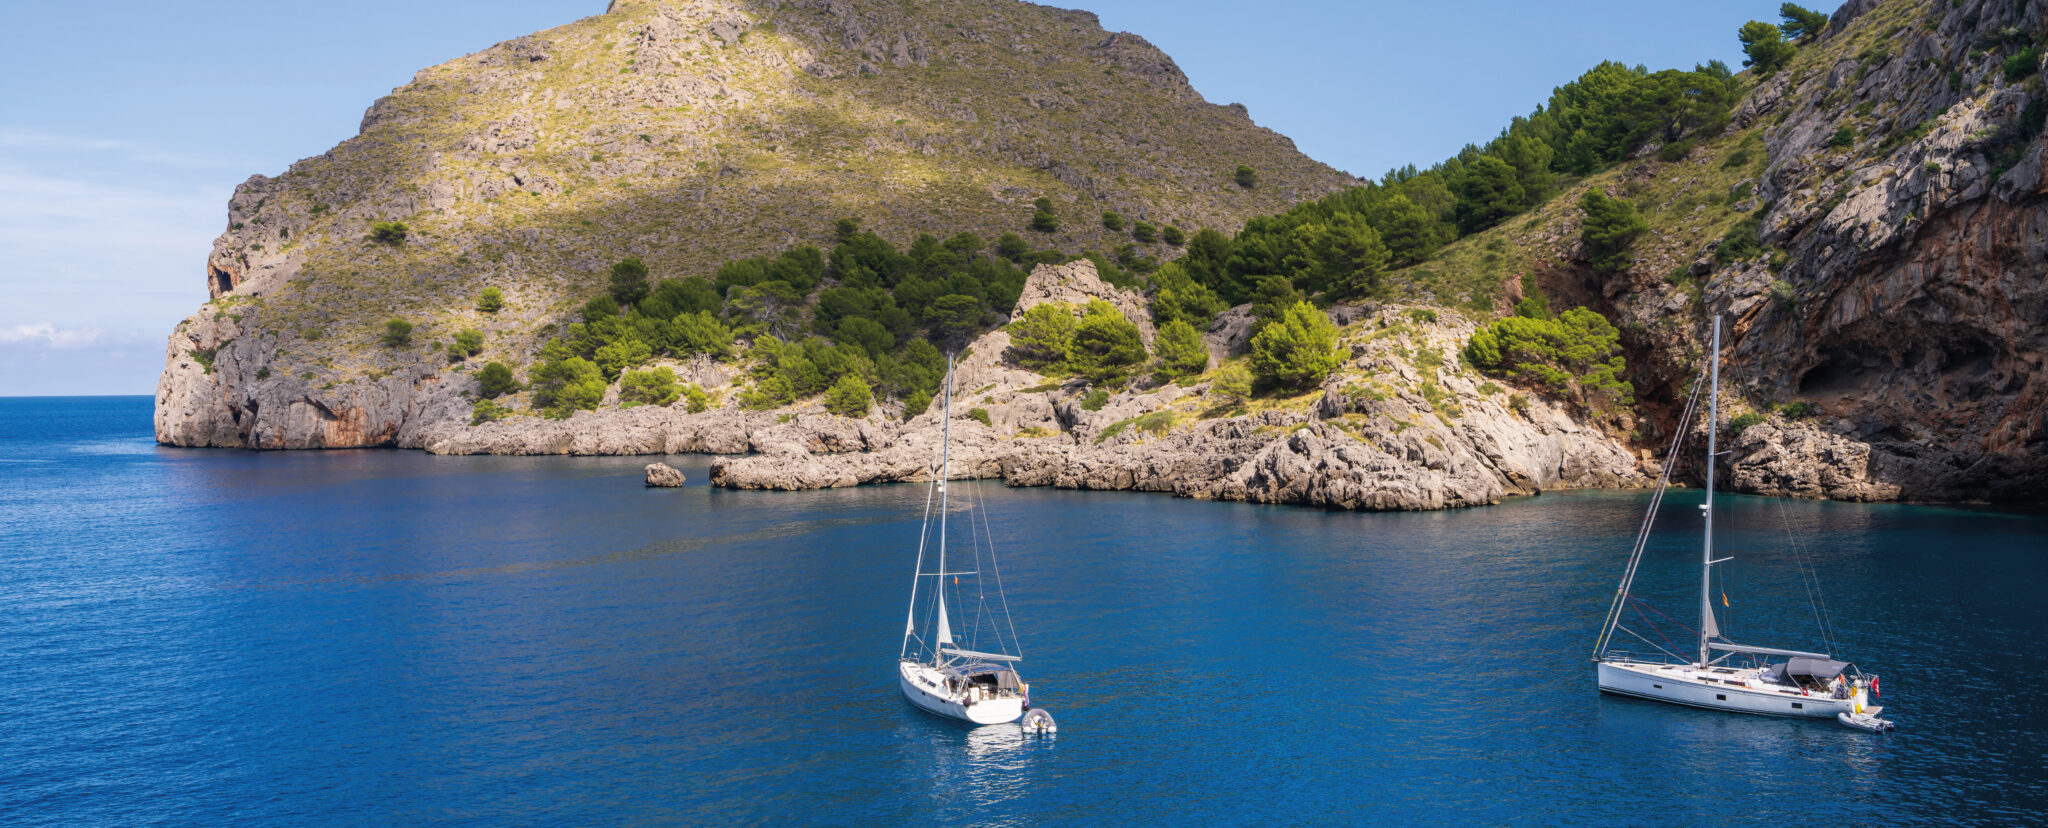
{"left": 1597, "top": 660, "right": 1861, "bottom": 719}
{"left": 899, "top": 661, "right": 1026, "bottom": 725}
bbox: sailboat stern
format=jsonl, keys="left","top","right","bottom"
{"left": 898, "top": 660, "right": 1028, "bottom": 725}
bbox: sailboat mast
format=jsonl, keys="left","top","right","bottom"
{"left": 934, "top": 354, "right": 953, "bottom": 663}
{"left": 1699, "top": 316, "right": 1720, "bottom": 667}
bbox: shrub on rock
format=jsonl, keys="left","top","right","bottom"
{"left": 1153, "top": 319, "right": 1210, "bottom": 381}
{"left": 368, "top": 221, "right": 408, "bottom": 245}
{"left": 1069, "top": 300, "right": 1148, "bottom": 383}
{"left": 531, "top": 357, "right": 605, "bottom": 418}
{"left": 621, "top": 367, "right": 682, "bottom": 407}
{"left": 1249, "top": 301, "right": 1342, "bottom": 391}
{"left": 476, "top": 361, "right": 520, "bottom": 399}
{"left": 380, "top": 318, "right": 414, "bottom": 348}
{"left": 824, "top": 373, "right": 873, "bottom": 417}
{"left": 471, "top": 399, "right": 511, "bottom": 425}
{"left": 1463, "top": 306, "right": 1633, "bottom": 412}
{"left": 450, "top": 329, "right": 485, "bottom": 360}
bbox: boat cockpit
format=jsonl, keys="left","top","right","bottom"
{"left": 1758, "top": 657, "right": 1857, "bottom": 698}
{"left": 940, "top": 663, "right": 1025, "bottom": 703}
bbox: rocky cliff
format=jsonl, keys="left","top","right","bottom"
{"left": 1718, "top": 0, "right": 2048, "bottom": 502}
{"left": 1386, "top": 0, "right": 2048, "bottom": 504}
{"left": 156, "top": 0, "right": 1353, "bottom": 450}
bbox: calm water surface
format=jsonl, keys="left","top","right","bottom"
{"left": 2, "top": 396, "right": 2045, "bottom": 825}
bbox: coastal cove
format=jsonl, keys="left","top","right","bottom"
{"left": 5, "top": 396, "right": 2046, "bottom": 824}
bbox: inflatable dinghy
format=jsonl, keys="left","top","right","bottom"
{"left": 1021, "top": 708, "right": 1056, "bottom": 735}
{"left": 1838, "top": 711, "right": 1894, "bottom": 732}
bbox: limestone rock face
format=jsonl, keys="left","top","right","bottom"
{"left": 417, "top": 404, "right": 882, "bottom": 456}
{"left": 1203, "top": 304, "right": 1257, "bottom": 359}
{"left": 1726, "top": 418, "right": 1903, "bottom": 502}
{"left": 644, "top": 461, "right": 688, "bottom": 487}
{"left": 1009, "top": 259, "right": 1157, "bottom": 346}
{"left": 154, "top": 0, "right": 1352, "bottom": 451}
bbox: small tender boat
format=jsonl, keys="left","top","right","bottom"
{"left": 1838, "top": 711, "right": 1895, "bottom": 733}
{"left": 1593, "top": 316, "right": 1888, "bottom": 723}
{"left": 895, "top": 355, "right": 1034, "bottom": 726}
{"left": 1021, "top": 708, "right": 1057, "bottom": 735}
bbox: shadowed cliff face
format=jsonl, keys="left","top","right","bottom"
{"left": 156, "top": 0, "right": 1353, "bottom": 450}
{"left": 1721, "top": 0, "right": 2048, "bottom": 502}
{"left": 1551, "top": 0, "right": 2048, "bottom": 504}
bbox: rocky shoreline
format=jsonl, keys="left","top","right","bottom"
{"left": 409, "top": 263, "right": 1649, "bottom": 511}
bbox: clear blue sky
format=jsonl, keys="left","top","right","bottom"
{"left": 0, "top": 0, "right": 1833, "bottom": 396}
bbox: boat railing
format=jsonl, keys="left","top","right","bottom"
{"left": 1600, "top": 649, "right": 1686, "bottom": 666}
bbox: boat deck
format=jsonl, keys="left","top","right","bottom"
{"left": 1598, "top": 659, "right": 1869, "bottom": 719}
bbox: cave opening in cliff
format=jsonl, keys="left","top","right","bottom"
{"left": 1799, "top": 346, "right": 1883, "bottom": 395}
{"left": 210, "top": 266, "right": 233, "bottom": 296}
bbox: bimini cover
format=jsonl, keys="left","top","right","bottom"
{"left": 1785, "top": 657, "right": 1849, "bottom": 681}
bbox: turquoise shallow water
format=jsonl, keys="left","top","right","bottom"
{"left": 2, "top": 396, "right": 2045, "bottom": 825}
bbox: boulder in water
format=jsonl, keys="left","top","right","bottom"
{"left": 645, "top": 462, "right": 687, "bottom": 487}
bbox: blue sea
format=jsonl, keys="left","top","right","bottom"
{"left": 2, "top": 395, "right": 2044, "bottom": 825}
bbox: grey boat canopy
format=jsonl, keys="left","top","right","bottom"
{"left": 1784, "top": 657, "right": 1850, "bottom": 681}
{"left": 1761, "top": 657, "right": 1851, "bottom": 684}
{"left": 1709, "top": 641, "right": 1831, "bottom": 660}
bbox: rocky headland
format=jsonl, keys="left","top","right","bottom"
{"left": 156, "top": 0, "right": 2048, "bottom": 511}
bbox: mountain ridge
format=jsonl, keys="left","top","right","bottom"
{"left": 157, "top": 0, "right": 1354, "bottom": 449}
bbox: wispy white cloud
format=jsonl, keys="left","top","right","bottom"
{"left": 0, "top": 160, "right": 222, "bottom": 314}
{"left": 0, "top": 133, "right": 224, "bottom": 394}
{"left": 0, "top": 329, "right": 163, "bottom": 395}
{"left": 0, "top": 323, "right": 104, "bottom": 348}
{"left": 0, "top": 127, "right": 237, "bottom": 169}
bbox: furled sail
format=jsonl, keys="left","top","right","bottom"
{"left": 936, "top": 600, "right": 953, "bottom": 646}
{"left": 1702, "top": 602, "right": 1720, "bottom": 639}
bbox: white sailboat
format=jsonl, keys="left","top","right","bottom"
{"left": 897, "top": 355, "right": 1033, "bottom": 726}
{"left": 1594, "top": 317, "right": 1888, "bottom": 728}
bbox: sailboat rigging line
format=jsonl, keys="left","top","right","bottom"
{"left": 962, "top": 471, "right": 1019, "bottom": 659}
{"left": 1630, "top": 594, "right": 1701, "bottom": 639}
{"left": 1594, "top": 358, "right": 1711, "bottom": 660}
{"left": 1614, "top": 624, "right": 1691, "bottom": 664}
{"left": 1626, "top": 603, "right": 1683, "bottom": 658}
{"left": 935, "top": 356, "right": 955, "bottom": 662}
{"left": 1775, "top": 497, "right": 1840, "bottom": 654}
{"left": 1627, "top": 596, "right": 1694, "bottom": 655}
{"left": 900, "top": 426, "right": 943, "bottom": 661}
{"left": 970, "top": 469, "right": 1023, "bottom": 661}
